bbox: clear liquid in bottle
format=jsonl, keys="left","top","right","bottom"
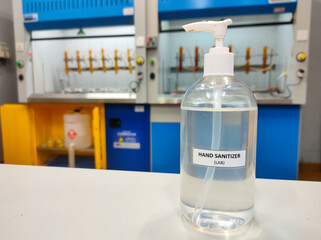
{"left": 180, "top": 75, "right": 257, "bottom": 232}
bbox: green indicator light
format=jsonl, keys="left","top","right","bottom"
{"left": 16, "top": 61, "right": 23, "bottom": 67}
{"left": 149, "top": 58, "right": 155, "bottom": 65}
{"left": 151, "top": 41, "right": 155, "bottom": 45}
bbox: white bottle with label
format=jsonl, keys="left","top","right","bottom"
{"left": 180, "top": 19, "right": 257, "bottom": 231}
{"left": 64, "top": 109, "right": 92, "bottom": 149}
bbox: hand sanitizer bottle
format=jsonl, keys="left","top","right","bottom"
{"left": 180, "top": 19, "right": 257, "bottom": 231}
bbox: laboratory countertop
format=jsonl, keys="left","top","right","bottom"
{"left": 0, "top": 164, "right": 320, "bottom": 240}
{"left": 27, "top": 93, "right": 292, "bottom": 105}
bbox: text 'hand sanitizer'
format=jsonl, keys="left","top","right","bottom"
{"left": 180, "top": 19, "right": 258, "bottom": 231}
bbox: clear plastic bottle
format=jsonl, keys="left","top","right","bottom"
{"left": 180, "top": 75, "right": 257, "bottom": 231}
{"left": 180, "top": 20, "right": 257, "bottom": 231}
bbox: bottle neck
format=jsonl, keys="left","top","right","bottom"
{"left": 204, "top": 48, "right": 234, "bottom": 76}
{"left": 201, "top": 74, "right": 239, "bottom": 86}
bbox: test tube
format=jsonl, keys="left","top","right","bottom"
{"left": 127, "top": 49, "right": 133, "bottom": 74}
{"left": 194, "top": 46, "right": 199, "bottom": 72}
{"left": 246, "top": 47, "right": 250, "bottom": 74}
{"left": 101, "top": 49, "right": 107, "bottom": 73}
{"left": 114, "top": 49, "right": 118, "bottom": 74}
{"left": 89, "top": 50, "right": 93, "bottom": 73}
{"left": 76, "top": 50, "right": 81, "bottom": 74}
{"left": 262, "top": 46, "right": 268, "bottom": 74}
{"left": 64, "top": 51, "right": 69, "bottom": 75}
{"left": 179, "top": 46, "right": 183, "bottom": 72}
{"left": 228, "top": 44, "right": 232, "bottom": 53}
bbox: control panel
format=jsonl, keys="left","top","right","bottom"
{"left": 146, "top": 36, "right": 158, "bottom": 48}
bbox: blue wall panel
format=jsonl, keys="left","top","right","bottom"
{"left": 23, "top": 0, "right": 297, "bottom": 31}
{"left": 159, "top": 0, "right": 297, "bottom": 20}
{"left": 22, "top": 0, "right": 134, "bottom": 31}
{"left": 151, "top": 123, "right": 180, "bottom": 174}
{"left": 151, "top": 105, "right": 301, "bottom": 180}
{"left": 106, "top": 104, "right": 150, "bottom": 172}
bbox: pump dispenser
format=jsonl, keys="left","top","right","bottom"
{"left": 180, "top": 19, "right": 258, "bottom": 231}
{"left": 183, "top": 19, "right": 233, "bottom": 76}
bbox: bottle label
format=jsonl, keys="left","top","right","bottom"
{"left": 193, "top": 148, "right": 246, "bottom": 168}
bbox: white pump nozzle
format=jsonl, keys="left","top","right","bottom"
{"left": 182, "top": 19, "right": 234, "bottom": 76}
{"left": 183, "top": 19, "right": 232, "bottom": 48}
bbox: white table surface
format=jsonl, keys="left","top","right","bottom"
{"left": 0, "top": 164, "right": 320, "bottom": 240}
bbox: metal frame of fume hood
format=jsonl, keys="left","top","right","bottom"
{"left": 146, "top": 0, "right": 312, "bottom": 105}
{"left": 12, "top": 0, "right": 149, "bottom": 104}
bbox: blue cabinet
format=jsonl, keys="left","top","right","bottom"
{"left": 105, "top": 104, "right": 150, "bottom": 172}
{"left": 151, "top": 123, "right": 180, "bottom": 173}
{"left": 151, "top": 105, "right": 300, "bottom": 180}
{"left": 256, "top": 105, "right": 300, "bottom": 180}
